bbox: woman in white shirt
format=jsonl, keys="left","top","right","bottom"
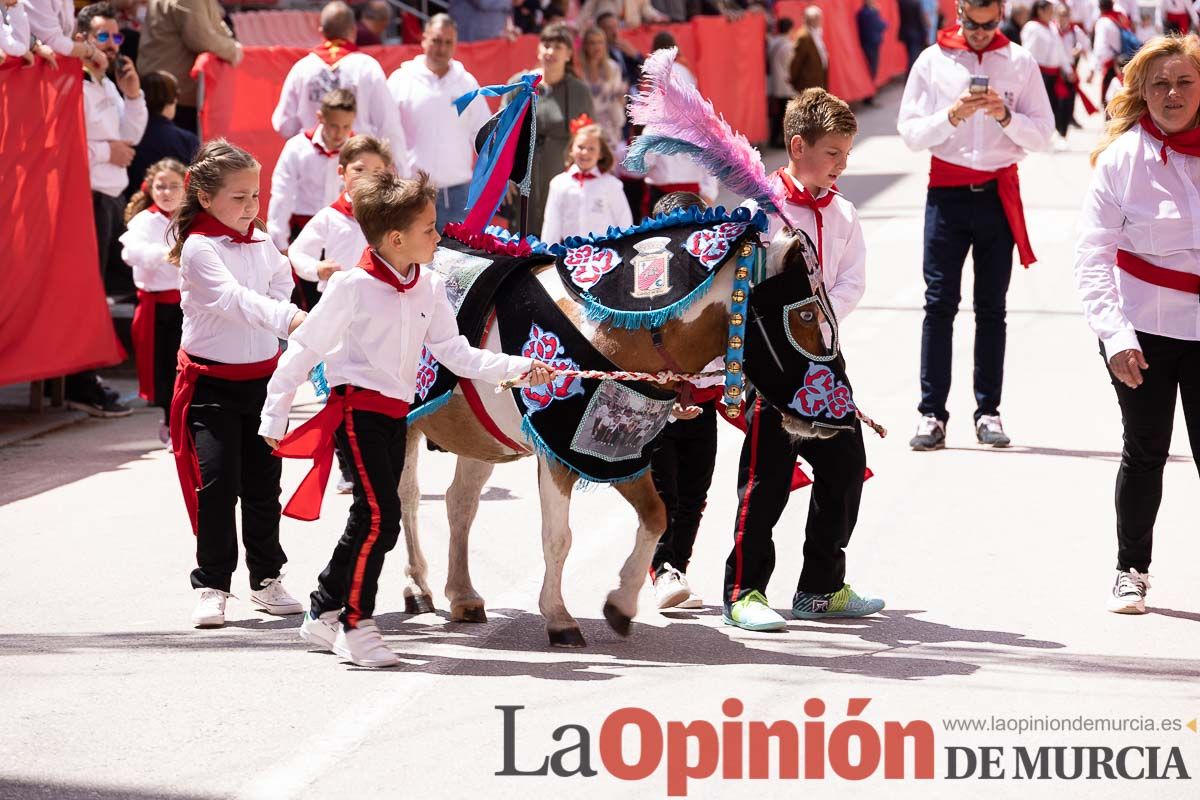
{"left": 1074, "top": 34, "right": 1200, "bottom": 615}
{"left": 1023, "top": 0, "right": 1076, "bottom": 139}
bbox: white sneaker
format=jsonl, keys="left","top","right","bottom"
{"left": 1108, "top": 568, "right": 1150, "bottom": 614}
{"left": 653, "top": 564, "right": 691, "bottom": 609}
{"left": 299, "top": 610, "right": 341, "bottom": 651}
{"left": 677, "top": 591, "right": 703, "bottom": 609}
{"left": 332, "top": 619, "right": 400, "bottom": 668}
{"left": 250, "top": 578, "right": 303, "bottom": 616}
{"left": 191, "top": 588, "right": 228, "bottom": 628}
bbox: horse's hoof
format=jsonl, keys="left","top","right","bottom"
{"left": 548, "top": 627, "right": 587, "bottom": 648}
{"left": 603, "top": 601, "right": 633, "bottom": 637}
{"left": 404, "top": 594, "right": 435, "bottom": 615}
{"left": 451, "top": 603, "right": 488, "bottom": 623}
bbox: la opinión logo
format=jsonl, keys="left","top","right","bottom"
{"left": 496, "top": 698, "right": 936, "bottom": 796}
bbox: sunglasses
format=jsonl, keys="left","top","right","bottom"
{"left": 94, "top": 31, "right": 125, "bottom": 45}
{"left": 960, "top": 17, "right": 1002, "bottom": 30}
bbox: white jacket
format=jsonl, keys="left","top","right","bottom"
{"left": 2, "top": 3, "right": 30, "bottom": 56}
{"left": 288, "top": 198, "right": 366, "bottom": 291}
{"left": 120, "top": 208, "right": 180, "bottom": 292}
{"left": 540, "top": 166, "right": 633, "bottom": 244}
{"left": 267, "top": 126, "right": 344, "bottom": 251}
{"left": 24, "top": 0, "right": 72, "bottom": 55}
{"left": 83, "top": 71, "right": 148, "bottom": 197}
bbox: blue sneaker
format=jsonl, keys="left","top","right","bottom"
{"left": 792, "top": 584, "right": 885, "bottom": 619}
{"left": 722, "top": 590, "right": 787, "bottom": 631}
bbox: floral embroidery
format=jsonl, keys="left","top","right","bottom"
{"left": 520, "top": 324, "right": 585, "bottom": 412}
{"left": 788, "top": 363, "right": 854, "bottom": 420}
{"left": 415, "top": 346, "right": 439, "bottom": 402}
{"left": 685, "top": 222, "right": 750, "bottom": 270}
{"left": 564, "top": 244, "right": 622, "bottom": 290}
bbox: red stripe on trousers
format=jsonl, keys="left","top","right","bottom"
{"left": 729, "top": 395, "right": 763, "bottom": 603}
{"left": 343, "top": 409, "right": 382, "bottom": 628}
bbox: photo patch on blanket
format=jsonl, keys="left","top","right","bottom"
{"left": 570, "top": 380, "right": 674, "bottom": 462}
{"left": 427, "top": 246, "right": 495, "bottom": 315}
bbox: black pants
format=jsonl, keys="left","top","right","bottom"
{"left": 287, "top": 218, "right": 322, "bottom": 312}
{"left": 768, "top": 96, "right": 788, "bottom": 148}
{"left": 919, "top": 185, "right": 1015, "bottom": 423}
{"left": 1107, "top": 332, "right": 1200, "bottom": 573}
{"left": 175, "top": 105, "right": 199, "bottom": 135}
{"left": 650, "top": 401, "right": 718, "bottom": 576}
{"left": 1101, "top": 65, "right": 1118, "bottom": 112}
{"left": 310, "top": 401, "right": 408, "bottom": 629}
{"left": 1041, "top": 72, "right": 1073, "bottom": 138}
{"left": 65, "top": 192, "right": 127, "bottom": 402}
{"left": 151, "top": 302, "right": 183, "bottom": 420}
{"left": 723, "top": 394, "right": 866, "bottom": 607}
{"left": 187, "top": 372, "right": 286, "bottom": 592}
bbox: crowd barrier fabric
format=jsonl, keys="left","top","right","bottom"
{"left": 0, "top": 58, "right": 124, "bottom": 385}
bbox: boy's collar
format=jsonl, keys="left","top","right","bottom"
{"left": 780, "top": 166, "right": 835, "bottom": 200}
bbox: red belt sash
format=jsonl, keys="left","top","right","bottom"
{"left": 170, "top": 350, "right": 280, "bottom": 534}
{"left": 1039, "top": 65, "right": 1071, "bottom": 99}
{"left": 131, "top": 289, "right": 181, "bottom": 403}
{"left": 929, "top": 157, "right": 1036, "bottom": 267}
{"left": 1166, "top": 12, "right": 1192, "bottom": 30}
{"left": 288, "top": 214, "right": 314, "bottom": 231}
{"left": 1116, "top": 249, "right": 1200, "bottom": 295}
{"left": 274, "top": 386, "right": 410, "bottom": 521}
{"left": 691, "top": 385, "right": 724, "bottom": 404}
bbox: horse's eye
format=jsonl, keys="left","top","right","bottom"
{"left": 799, "top": 311, "right": 816, "bottom": 323}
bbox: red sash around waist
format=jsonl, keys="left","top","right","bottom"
{"left": 1039, "top": 65, "right": 1071, "bottom": 99}
{"left": 274, "top": 385, "right": 410, "bottom": 521}
{"left": 131, "top": 289, "right": 181, "bottom": 403}
{"left": 928, "top": 157, "right": 1036, "bottom": 267}
{"left": 1166, "top": 12, "right": 1192, "bottom": 30}
{"left": 1116, "top": 249, "right": 1200, "bottom": 295}
{"left": 170, "top": 350, "right": 280, "bottom": 535}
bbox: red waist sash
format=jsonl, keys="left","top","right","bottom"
{"left": 1166, "top": 12, "right": 1192, "bottom": 30}
{"left": 274, "top": 385, "right": 410, "bottom": 521}
{"left": 131, "top": 289, "right": 181, "bottom": 403}
{"left": 170, "top": 350, "right": 280, "bottom": 534}
{"left": 1116, "top": 249, "right": 1200, "bottom": 295}
{"left": 1039, "top": 65, "right": 1071, "bottom": 99}
{"left": 929, "top": 157, "right": 1036, "bottom": 267}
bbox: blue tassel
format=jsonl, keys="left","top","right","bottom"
{"left": 406, "top": 391, "right": 452, "bottom": 423}
{"left": 519, "top": 416, "right": 651, "bottom": 487}
{"left": 308, "top": 362, "right": 329, "bottom": 398}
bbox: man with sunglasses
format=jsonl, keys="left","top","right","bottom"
{"left": 898, "top": 0, "right": 1054, "bottom": 451}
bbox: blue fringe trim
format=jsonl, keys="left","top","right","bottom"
{"left": 308, "top": 362, "right": 330, "bottom": 399}
{"left": 580, "top": 269, "right": 718, "bottom": 330}
{"left": 406, "top": 390, "right": 452, "bottom": 423}
{"left": 545, "top": 204, "right": 767, "bottom": 258}
{"left": 519, "top": 416, "right": 651, "bottom": 489}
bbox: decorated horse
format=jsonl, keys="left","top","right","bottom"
{"left": 386, "top": 49, "right": 873, "bottom": 646}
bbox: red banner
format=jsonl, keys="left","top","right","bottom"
{"left": 0, "top": 58, "right": 124, "bottom": 385}
{"left": 195, "top": 15, "right": 769, "bottom": 217}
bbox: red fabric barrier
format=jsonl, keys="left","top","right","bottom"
{"left": 0, "top": 58, "right": 124, "bottom": 385}
{"left": 195, "top": 15, "right": 769, "bottom": 216}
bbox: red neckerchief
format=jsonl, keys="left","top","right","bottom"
{"left": 357, "top": 247, "right": 420, "bottom": 292}
{"left": 304, "top": 127, "right": 340, "bottom": 158}
{"left": 188, "top": 211, "right": 257, "bottom": 244}
{"left": 1139, "top": 115, "right": 1200, "bottom": 164}
{"left": 571, "top": 167, "right": 600, "bottom": 187}
{"left": 1101, "top": 10, "right": 1133, "bottom": 30}
{"left": 311, "top": 38, "right": 358, "bottom": 66}
{"left": 330, "top": 192, "right": 355, "bottom": 219}
{"left": 937, "top": 25, "right": 1012, "bottom": 63}
{"left": 775, "top": 168, "right": 836, "bottom": 265}
{"left": 148, "top": 204, "right": 170, "bottom": 217}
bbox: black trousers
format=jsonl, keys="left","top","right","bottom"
{"left": 1041, "top": 73, "right": 1073, "bottom": 138}
{"left": 1101, "top": 65, "right": 1118, "bottom": 111}
{"left": 919, "top": 185, "right": 1015, "bottom": 423}
{"left": 151, "top": 302, "right": 183, "bottom": 420}
{"left": 187, "top": 373, "right": 286, "bottom": 593}
{"left": 65, "top": 192, "right": 127, "bottom": 402}
{"left": 310, "top": 401, "right": 408, "bottom": 629}
{"left": 723, "top": 394, "right": 866, "bottom": 607}
{"left": 287, "top": 218, "right": 322, "bottom": 312}
{"left": 650, "top": 400, "right": 718, "bottom": 576}
{"left": 1107, "top": 332, "right": 1200, "bottom": 573}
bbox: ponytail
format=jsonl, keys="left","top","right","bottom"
{"left": 168, "top": 140, "right": 259, "bottom": 264}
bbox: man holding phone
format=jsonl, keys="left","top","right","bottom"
{"left": 897, "top": 0, "right": 1054, "bottom": 451}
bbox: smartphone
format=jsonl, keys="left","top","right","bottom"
{"left": 969, "top": 75, "right": 990, "bottom": 95}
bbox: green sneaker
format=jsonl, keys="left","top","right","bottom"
{"left": 792, "top": 584, "right": 885, "bottom": 619}
{"left": 722, "top": 590, "right": 787, "bottom": 631}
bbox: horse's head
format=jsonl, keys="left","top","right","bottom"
{"left": 743, "top": 226, "right": 857, "bottom": 440}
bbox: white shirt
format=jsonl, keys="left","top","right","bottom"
{"left": 1075, "top": 125, "right": 1200, "bottom": 358}
{"left": 24, "top": 0, "right": 72, "bottom": 56}
{"left": 897, "top": 37, "right": 1055, "bottom": 172}
{"left": 1021, "top": 20, "right": 1071, "bottom": 72}
{"left": 1068, "top": 0, "right": 1099, "bottom": 30}
{"left": 259, "top": 253, "right": 533, "bottom": 439}
{"left": 120, "top": 209, "right": 180, "bottom": 292}
{"left": 2, "top": 3, "right": 30, "bottom": 57}
{"left": 288, "top": 199, "right": 366, "bottom": 291}
{"left": 267, "top": 126, "right": 343, "bottom": 251}
{"left": 1115, "top": 0, "right": 1141, "bottom": 22}
{"left": 1093, "top": 15, "right": 1123, "bottom": 66}
{"left": 1104, "top": 74, "right": 1123, "bottom": 105}
{"left": 82, "top": 71, "right": 148, "bottom": 197}
{"left": 1159, "top": 0, "right": 1199, "bottom": 28}
{"left": 179, "top": 229, "right": 300, "bottom": 363}
{"left": 763, "top": 173, "right": 868, "bottom": 323}
{"left": 388, "top": 56, "right": 491, "bottom": 189}
{"left": 540, "top": 166, "right": 634, "bottom": 244}
{"left": 271, "top": 51, "right": 410, "bottom": 174}
{"left": 1060, "top": 23, "right": 1092, "bottom": 62}
{"left": 767, "top": 33, "right": 796, "bottom": 98}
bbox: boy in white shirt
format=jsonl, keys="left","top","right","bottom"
{"left": 260, "top": 171, "right": 554, "bottom": 668}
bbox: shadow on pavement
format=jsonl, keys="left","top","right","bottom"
{"left": 944, "top": 445, "right": 1192, "bottom": 462}
{"left": 0, "top": 778, "right": 222, "bottom": 800}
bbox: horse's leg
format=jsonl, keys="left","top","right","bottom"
{"left": 604, "top": 472, "right": 668, "bottom": 636}
{"left": 399, "top": 429, "right": 435, "bottom": 614}
{"left": 537, "top": 457, "right": 585, "bottom": 647}
{"left": 444, "top": 456, "right": 495, "bottom": 623}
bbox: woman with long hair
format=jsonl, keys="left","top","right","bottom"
{"left": 1075, "top": 34, "right": 1200, "bottom": 614}
{"left": 577, "top": 25, "right": 628, "bottom": 152}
